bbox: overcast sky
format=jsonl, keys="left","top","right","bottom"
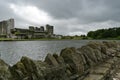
{"left": 0, "top": 0, "right": 120, "bottom": 35}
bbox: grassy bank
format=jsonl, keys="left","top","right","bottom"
{"left": 0, "top": 37, "right": 119, "bottom": 41}
{"left": 0, "top": 38, "right": 83, "bottom": 41}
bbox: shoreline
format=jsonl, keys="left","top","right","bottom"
{"left": 0, "top": 38, "right": 119, "bottom": 42}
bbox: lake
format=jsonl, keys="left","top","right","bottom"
{"left": 0, "top": 40, "right": 116, "bottom": 65}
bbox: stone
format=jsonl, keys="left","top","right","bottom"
{"left": 84, "top": 74, "right": 104, "bottom": 80}
{"left": 93, "top": 49, "right": 103, "bottom": 61}
{"left": 106, "top": 48, "right": 117, "bottom": 57}
{"left": 10, "top": 61, "right": 27, "bottom": 80}
{"left": 56, "top": 56, "right": 65, "bottom": 65}
{"left": 20, "top": 56, "right": 36, "bottom": 73}
{"left": 11, "top": 56, "right": 48, "bottom": 80}
{"left": 103, "top": 41, "right": 118, "bottom": 48}
{"left": 60, "top": 47, "right": 85, "bottom": 75}
{"left": 45, "top": 53, "right": 59, "bottom": 66}
{"left": 0, "top": 59, "right": 12, "bottom": 80}
{"left": 79, "top": 46, "right": 98, "bottom": 66}
{"left": 77, "top": 50, "right": 89, "bottom": 70}
{"left": 44, "top": 66, "right": 69, "bottom": 80}
{"left": 90, "top": 67, "right": 110, "bottom": 75}
{"left": 87, "top": 41, "right": 102, "bottom": 50}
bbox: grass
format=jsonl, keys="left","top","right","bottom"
{"left": 0, "top": 38, "right": 71, "bottom": 41}
{"left": 1, "top": 37, "right": 119, "bottom": 41}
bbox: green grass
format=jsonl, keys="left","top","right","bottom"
{"left": 0, "top": 38, "right": 86, "bottom": 41}
{"left": 0, "top": 38, "right": 67, "bottom": 41}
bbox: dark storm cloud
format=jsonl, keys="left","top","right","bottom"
{"left": 0, "top": 0, "right": 120, "bottom": 35}
{"left": 13, "top": 0, "right": 120, "bottom": 23}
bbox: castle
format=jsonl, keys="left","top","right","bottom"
{"left": 0, "top": 18, "right": 14, "bottom": 38}
{"left": 0, "top": 19, "right": 54, "bottom": 39}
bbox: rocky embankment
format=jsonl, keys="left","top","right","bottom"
{"left": 0, "top": 41, "right": 120, "bottom": 80}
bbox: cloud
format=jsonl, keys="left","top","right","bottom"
{"left": 0, "top": 0, "right": 120, "bottom": 35}
{"left": 9, "top": 4, "right": 52, "bottom": 25}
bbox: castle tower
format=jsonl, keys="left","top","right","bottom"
{"left": 46, "top": 24, "right": 54, "bottom": 35}
{"left": 7, "top": 18, "right": 14, "bottom": 38}
{"left": 29, "top": 26, "right": 34, "bottom": 31}
{"left": 0, "top": 18, "right": 14, "bottom": 38}
{"left": 40, "top": 26, "right": 44, "bottom": 32}
{"left": 0, "top": 21, "right": 7, "bottom": 37}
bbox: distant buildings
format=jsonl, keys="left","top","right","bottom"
{"left": 11, "top": 25, "right": 54, "bottom": 39}
{"left": 0, "top": 18, "right": 54, "bottom": 39}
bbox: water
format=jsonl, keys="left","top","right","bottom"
{"left": 0, "top": 40, "right": 112, "bottom": 65}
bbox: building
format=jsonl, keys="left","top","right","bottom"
{"left": 0, "top": 18, "right": 54, "bottom": 39}
{"left": 11, "top": 24, "right": 54, "bottom": 39}
{"left": 0, "top": 18, "right": 14, "bottom": 38}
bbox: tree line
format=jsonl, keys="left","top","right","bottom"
{"left": 87, "top": 27, "right": 120, "bottom": 39}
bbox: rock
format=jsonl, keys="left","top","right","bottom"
{"left": 87, "top": 41, "right": 102, "bottom": 50}
{"left": 87, "top": 41, "right": 109, "bottom": 60}
{"left": 53, "top": 53, "right": 65, "bottom": 65}
{"left": 93, "top": 49, "right": 103, "bottom": 61}
{"left": 101, "top": 45, "right": 107, "bottom": 54}
{"left": 0, "top": 59, "right": 12, "bottom": 80}
{"left": 45, "top": 53, "right": 59, "bottom": 66}
{"left": 103, "top": 41, "right": 118, "bottom": 48}
{"left": 20, "top": 56, "right": 36, "bottom": 74}
{"left": 10, "top": 61, "right": 27, "bottom": 80}
{"left": 83, "top": 74, "right": 104, "bottom": 80}
{"left": 44, "top": 66, "right": 69, "bottom": 80}
{"left": 79, "top": 46, "right": 98, "bottom": 66}
{"left": 11, "top": 56, "right": 48, "bottom": 80}
{"left": 106, "top": 48, "right": 117, "bottom": 57}
{"left": 53, "top": 53, "right": 59, "bottom": 59}
{"left": 77, "top": 50, "right": 89, "bottom": 70}
{"left": 60, "top": 47, "right": 85, "bottom": 75}
{"left": 90, "top": 67, "right": 110, "bottom": 74}
{"left": 56, "top": 56, "right": 65, "bottom": 65}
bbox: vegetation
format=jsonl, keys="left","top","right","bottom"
{"left": 87, "top": 27, "right": 120, "bottom": 39}
{"left": 61, "top": 35, "right": 88, "bottom": 40}
{"left": 0, "top": 35, "right": 88, "bottom": 41}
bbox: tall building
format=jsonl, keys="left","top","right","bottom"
{"left": 0, "top": 18, "right": 14, "bottom": 38}
{"left": 0, "top": 21, "right": 7, "bottom": 37}
{"left": 46, "top": 24, "right": 54, "bottom": 36}
{"left": 7, "top": 19, "right": 14, "bottom": 38}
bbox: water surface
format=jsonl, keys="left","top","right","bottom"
{"left": 0, "top": 40, "right": 112, "bottom": 65}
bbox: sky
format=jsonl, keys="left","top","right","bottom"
{"left": 0, "top": 0, "right": 120, "bottom": 35}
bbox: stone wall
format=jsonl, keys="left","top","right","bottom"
{"left": 0, "top": 41, "right": 120, "bottom": 80}
{"left": 0, "top": 18, "right": 14, "bottom": 38}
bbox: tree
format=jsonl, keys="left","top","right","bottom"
{"left": 87, "top": 27, "right": 120, "bottom": 39}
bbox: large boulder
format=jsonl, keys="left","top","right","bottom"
{"left": 78, "top": 46, "right": 98, "bottom": 66}
{"left": 87, "top": 41, "right": 109, "bottom": 60}
{"left": 53, "top": 53, "right": 65, "bottom": 65}
{"left": 10, "top": 61, "right": 28, "bottom": 80}
{"left": 0, "top": 59, "right": 12, "bottom": 80}
{"left": 93, "top": 49, "right": 103, "bottom": 61}
{"left": 44, "top": 54, "right": 59, "bottom": 66}
{"left": 44, "top": 66, "right": 69, "bottom": 80}
{"left": 60, "top": 47, "right": 85, "bottom": 75}
{"left": 87, "top": 41, "right": 102, "bottom": 50}
{"left": 11, "top": 56, "right": 69, "bottom": 80}
{"left": 103, "top": 41, "right": 118, "bottom": 48}
{"left": 11, "top": 56, "right": 47, "bottom": 80}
